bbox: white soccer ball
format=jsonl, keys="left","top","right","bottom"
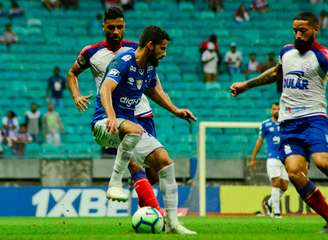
{"left": 132, "top": 207, "right": 164, "bottom": 233}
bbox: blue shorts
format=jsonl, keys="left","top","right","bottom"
{"left": 136, "top": 117, "right": 156, "bottom": 137}
{"left": 279, "top": 116, "right": 328, "bottom": 162}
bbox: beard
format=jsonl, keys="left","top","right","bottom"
{"left": 106, "top": 34, "right": 122, "bottom": 46}
{"left": 148, "top": 51, "right": 160, "bottom": 67}
{"left": 273, "top": 113, "right": 279, "bottom": 120}
{"left": 294, "top": 35, "right": 314, "bottom": 54}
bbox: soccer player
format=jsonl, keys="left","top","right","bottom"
{"left": 250, "top": 103, "right": 289, "bottom": 218}
{"left": 67, "top": 7, "right": 163, "bottom": 214}
{"left": 230, "top": 12, "right": 328, "bottom": 231}
{"left": 93, "top": 25, "right": 197, "bottom": 234}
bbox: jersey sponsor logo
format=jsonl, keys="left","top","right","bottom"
{"left": 147, "top": 66, "right": 154, "bottom": 72}
{"left": 136, "top": 79, "right": 143, "bottom": 90}
{"left": 121, "top": 54, "right": 132, "bottom": 62}
{"left": 284, "top": 144, "right": 292, "bottom": 154}
{"left": 129, "top": 66, "right": 136, "bottom": 72}
{"left": 283, "top": 71, "right": 309, "bottom": 90}
{"left": 285, "top": 106, "right": 306, "bottom": 113}
{"left": 127, "top": 77, "right": 135, "bottom": 85}
{"left": 108, "top": 68, "right": 120, "bottom": 77}
{"left": 120, "top": 96, "right": 140, "bottom": 108}
{"left": 138, "top": 69, "right": 144, "bottom": 75}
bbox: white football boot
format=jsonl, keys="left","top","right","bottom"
{"left": 106, "top": 185, "right": 128, "bottom": 202}
{"left": 165, "top": 222, "right": 197, "bottom": 235}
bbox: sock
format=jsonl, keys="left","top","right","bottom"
{"left": 271, "top": 187, "right": 281, "bottom": 214}
{"left": 298, "top": 181, "right": 328, "bottom": 222}
{"left": 159, "top": 163, "right": 178, "bottom": 227}
{"left": 132, "top": 170, "right": 160, "bottom": 209}
{"left": 109, "top": 134, "right": 141, "bottom": 186}
{"left": 268, "top": 197, "right": 272, "bottom": 206}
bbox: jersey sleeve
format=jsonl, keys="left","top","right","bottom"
{"left": 148, "top": 69, "right": 158, "bottom": 88}
{"left": 279, "top": 44, "right": 294, "bottom": 63}
{"left": 104, "top": 53, "right": 131, "bottom": 84}
{"left": 76, "top": 46, "right": 92, "bottom": 70}
{"left": 259, "top": 122, "right": 266, "bottom": 137}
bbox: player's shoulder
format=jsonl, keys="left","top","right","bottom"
{"left": 122, "top": 39, "right": 138, "bottom": 50}
{"left": 115, "top": 48, "right": 135, "bottom": 63}
{"left": 80, "top": 40, "right": 108, "bottom": 55}
{"left": 280, "top": 43, "right": 295, "bottom": 58}
{"left": 261, "top": 119, "right": 272, "bottom": 127}
{"left": 311, "top": 41, "right": 328, "bottom": 61}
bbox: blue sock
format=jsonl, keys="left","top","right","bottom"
{"left": 131, "top": 170, "right": 146, "bottom": 183}
{"left": 297, "top": 181, "right": 316, "bottom": 200}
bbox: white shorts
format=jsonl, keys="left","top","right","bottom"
{"left": 92, "top": 118, "right": 163, "bottom": 165}
{"left": 266, "top": 158, "right": 289, "bottom": 181}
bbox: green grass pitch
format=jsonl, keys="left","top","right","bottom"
{"left": 0, "top": 216, "right": 326, "bottom": 240}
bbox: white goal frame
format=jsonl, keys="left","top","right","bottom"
{"left": 198, "top": 121, "right": 261, "bottom": 216}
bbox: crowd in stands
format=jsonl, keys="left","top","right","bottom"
{"left": 0, "top": 65, "right": 66, "bottom": 157}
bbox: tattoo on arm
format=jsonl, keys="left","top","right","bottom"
{"left": 246, "top": 64, "right": 282, "bottom": 89}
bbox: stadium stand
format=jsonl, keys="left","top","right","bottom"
{"left": 0, "top": 0, "right": 327, "bottom": 160}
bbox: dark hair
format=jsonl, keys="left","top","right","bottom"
{"left": 104, "top": 6, "right": 124, "bottom": 21}
{"left": 294, "top": 12, "right": 319, "bottom": 26}
{"left": 272, "top": 102, "right": 279, "bottom": 106}
{"left": 139, "top": 26, "right": 170, "bottom": 48}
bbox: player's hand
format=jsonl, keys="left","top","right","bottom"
{"left": 74, "top": 95, "right": 93, "bottom": 112}
{"left": 230, "top": 82, "right": 249, "bottom": 96}
{"left": 106, "top": 118, "right": 117, "bottom": 135}
{"left": 248, "top": 159, "right": 257, "bottom": 170}
{"left": 174, "top": 108, "right": 197, "bottom": 122}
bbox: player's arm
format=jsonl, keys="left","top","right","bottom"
{"left": 99, "top": 79, "right": 118, "bottom": 134}
{"left": 145, "top": 82, "right": 197, "bottom": 122}
{"left": 67, "top": 62, "right": 92, "bottom": 112}
{"left": 230, "top": 64, "right": 282, "bottom": 96}
{"left": 249, "top": 136, "right": 263, "bottom": 170}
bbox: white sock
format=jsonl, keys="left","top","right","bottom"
{"left": 159, "top": 163, "right": 178, "bottom": 227}
{"left": 271, "top": 187, "right": 281, "bottom": 214}
{"left": 109, "top": 133, "right": 141, "bottom": 186}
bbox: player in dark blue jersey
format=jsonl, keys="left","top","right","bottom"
{"left": 250, "top": 103, "right": 289, "bottom": 218}
{"left": 93, "top": 26, "right": 197, "bottom": 234}
{"left": 67, "top": 7, "right": 164, "bottom": 216}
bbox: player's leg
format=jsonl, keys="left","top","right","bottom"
{"left": 312, "top": 153, "right": 328, "bottom": 176}
{"left": 128, "top": 160, "right": 161, "bottom": 211}
{"left": 107, "top": 120, "right": 143, "bottom": 201}
{"left": 145, "top": 147, "right": 196, "bottom": 234}
{"left": 285, "top": 154, "right": 328, "bottom": 225}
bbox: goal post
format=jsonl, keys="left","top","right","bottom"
{"left": 198, "top": 121, "right": 261, "bottom": 216}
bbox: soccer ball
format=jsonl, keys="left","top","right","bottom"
{"left": 132, "top": 207, "right": 164, "bottom": 233}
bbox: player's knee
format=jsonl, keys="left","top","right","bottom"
{"left": 313, "top": 156, "right": 328, "bottom": 170}
{"left": 120, "top": 133, "right": 141, "bottom": 151}
{"left": 280, "top": 182, "right": 288, "bottom": 192}
{"left": 128, "top": 160, "right": 142, "bottom": 174}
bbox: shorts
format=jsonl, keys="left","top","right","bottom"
{"left": 266, "top": 158, "right": 289, "bottom": 181}
{"left": 279, "top": 116, "right": 328, "bottom": 162}
{"left": 92, "top": 118, "right": 162, "bottom": 165}
{"left": 137, "top": 117, "right": 156, "bottom": 137}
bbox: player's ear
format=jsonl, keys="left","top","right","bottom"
{"left": 146, "top": 41, "right": 154, "bottom": 51}
{"left": 102, "top": 22, "right": 105, "bottom": 31}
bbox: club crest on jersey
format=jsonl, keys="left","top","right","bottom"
{"left": 283, "top": 70, "right": 309, "bottom": 90}
{"left": 121, "top": 55, "right": 132, "bottom": 62}
{"left": 136, "top": 79, "right": 143, "bottom": 90}
{"left": 284, "top": 144, "right": 292, "bottom": 154}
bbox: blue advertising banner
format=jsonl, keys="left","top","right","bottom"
{"left": 0, "top": 186, "right": 220, "bottom": 217}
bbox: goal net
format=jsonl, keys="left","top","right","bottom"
{"left": 197, "top": 121, "right": 262, "bottom": 216}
